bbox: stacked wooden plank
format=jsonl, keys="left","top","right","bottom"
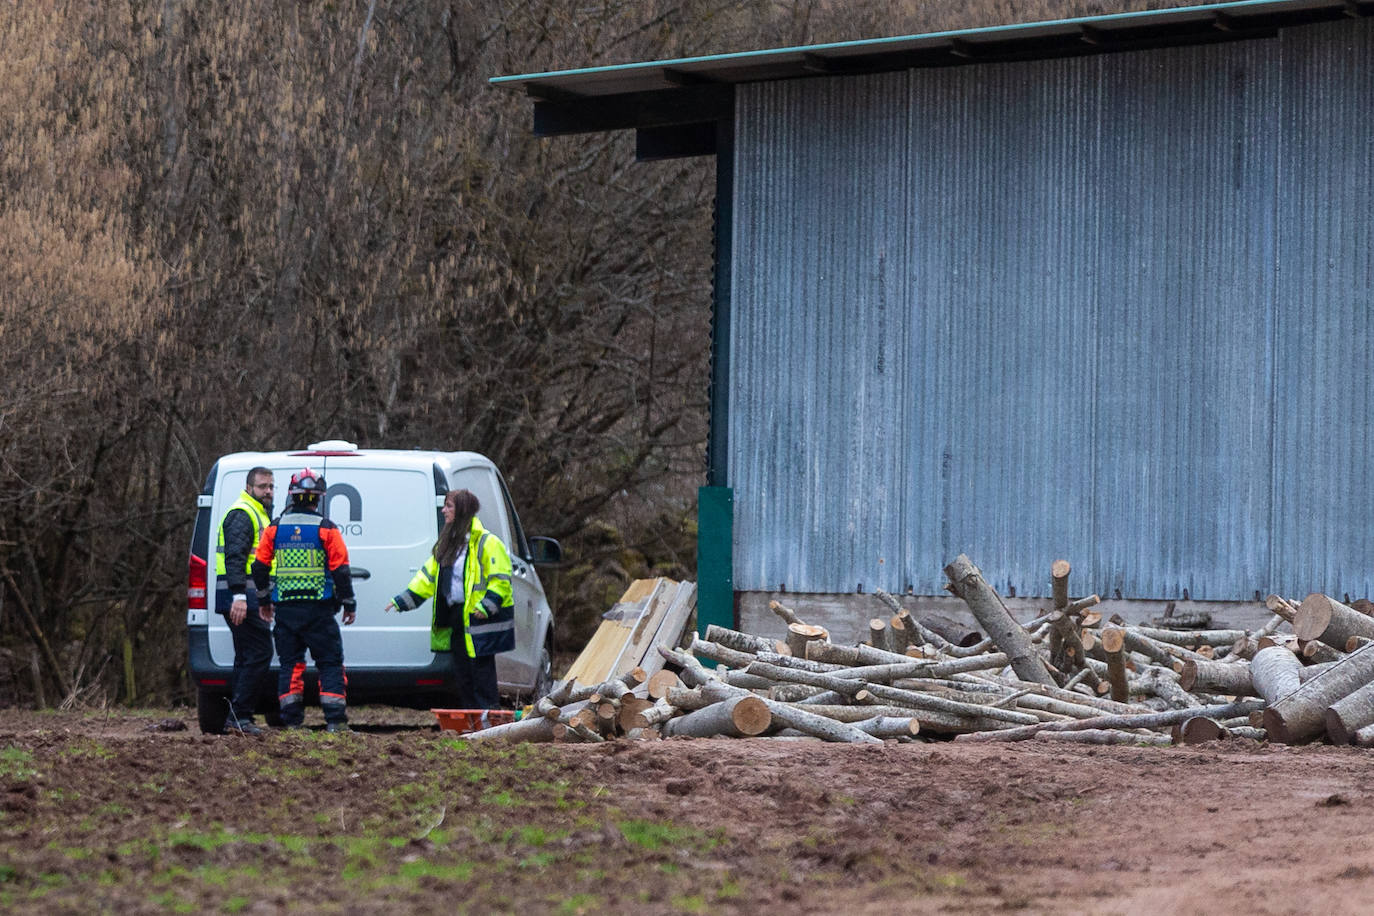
{"left": 559, "top": 578, "right": 697, "bottom": 687}
{"left": 464, "top": 557, "right": 1374, "bottom": 747}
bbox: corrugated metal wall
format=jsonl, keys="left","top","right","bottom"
{"left": 728, "top": 19, "right": 1374, "bottom": 600}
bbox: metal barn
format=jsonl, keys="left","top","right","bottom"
{"left": 495, "top": 1, "right": 1374, "bottom": 635}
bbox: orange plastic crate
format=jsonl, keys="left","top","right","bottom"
{"left": 432, "top": 708, "right": 517, "bottom": 734}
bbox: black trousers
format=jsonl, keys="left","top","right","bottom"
{"left": 453, "top": 652, "right": 499, "bottom": 709}
{"left": 225, "top": 612, "right": 274, "bottom": 722}
{"left": 273, "top": 602, "right": 347, "bottom": 724}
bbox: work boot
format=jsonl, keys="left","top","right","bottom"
{"left": 225, "top": 720, "right": 263, "bottom": 736}
{"left": 278, "top": 696, "right": 305, "bottom": 729}
{"left": 325, "top": 721, "right": 350, "bottom": 734}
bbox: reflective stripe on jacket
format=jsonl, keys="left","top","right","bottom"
{"left": 393, "top": 517, "right": 515, "bottom": 657}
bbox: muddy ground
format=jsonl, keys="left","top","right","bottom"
{"left": 1, "top": 707, "right": 1373, "bottom": 914}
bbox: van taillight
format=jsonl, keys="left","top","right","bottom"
{"left": 188, "top": 555, "right": 208, "bottom": 610}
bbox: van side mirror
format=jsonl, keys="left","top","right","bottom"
{"left": 527, "top": 536, "right": 562, "bottom": 566}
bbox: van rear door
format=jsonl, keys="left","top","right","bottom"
{"left": 319, "top": 461, "right": 439, "bottom": 667}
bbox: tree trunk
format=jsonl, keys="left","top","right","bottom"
{"left": 785, "top": 622, "right": 828, "bottom": 658}
{"left": 944, "top": 555, "right": 1055, "bottom": 686}
{"left": 689, "top": 635, "right": 764, "bottom": 670}
{"left": 1177, "top": 715, "right": 1233, "bottom": 744}
{"left": 1265, "top": 594, "right": 1299, "bottom": 623}
{"left": 956, "top": 699, "right": 1262, "bottom": 743}
{"left": 616, "top": 697, "right": 655, "bottom": 733}
{"left": 762, "top": 700, "right": 883, "bottom": 743}
{"left": 647, "top": 669, "right": 681, "bottom": 699}
{"left": 1122, "top": 630, "right": 1208, "bottom": 668}
{"left": 769, "top": 599, "right": 803, "bottom": 628}
{"left": 915, "top": 612, "right": 984, "bottom": 649}
{"left": 1132, "top": 626, "right": 1249, "bottom": 648}
{"left": 704, "top": 624, "right": 786, "bottom": 656}
{"left": 851, "top": 715, "right": 920, "bottom": 738}
{"left": 1293, "top": 593, "right": 1374, "bottom": 651}
{"left": 850, "top": 687, "right": 1041, "bottom": 725}
{"left": 1264, "top": 644, "right": 1374, "bottom": 744}
{"left": 1299, "top": 639, "right": 1344, "bottom": 665}
{"left": 1249, "top": 645, "right": 1303, "bottom": 705}
{"left": 804, "top": 641, "right": 914, "bottom": 667}
{"left": 868, "top": 618, "right": 896, "bottom": 654}
{"left": 1131, "top": 665, "right": 1200, "bottom": 708}
{"left": 1324, "top": 681, "right": 1374, "bottom": 745}
{"left": 888, "top": 615, "right": 912, "bottom": 652}
{"left": 1178, "top": 659, "right": 1255, "bottom": 697}
{"left": 1034, "top": 729, "right": 1172, "bottom": 746}
{"left": 462, "top": 714, "right": 558, "bottom": 744}
{"left": 1101, "top": 627, "right": 1130, "bottom": 703}
{"left": 1049, "top": 610, "right": 1100, "bottom": 691}
{"left": 660, "top": 695, "right": 772, "bottom": 738}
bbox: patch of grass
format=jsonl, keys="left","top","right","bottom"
{"left": 671, "top": 893, "right": 707, "bottom": 912}
{"left": 147, "top": 890, "right": 196, "bottom": 913}
{"left": 224, "top": 896, "right": 251, "bottom": 913}
{"left": 935, "top": 872, "right": 967, "bottom": 889}
{"left": 395, "top": 860, "right": 475, "bottom": 881}
{"left": 59, "top": 740, "right": 115, "bottom": 762}
{"left": 617, "top": 819, "right": 717, "bottom": 853}
{"left": 518, "top": 851, "right": 558, "bottom": 869}
{"left": 482, "top": 789, "right": 518, "bottom": 807}
{"left": 0, "top": 864, "right": 16, "bottom": 883}
{"left": 556, "top": 893, "right": 602, "bottom": 914}
{"left": 0, "top": 747, "right": 37, "bottom": 779}
{"left": 278, "top": 835, "right": 311, "bottom": 854}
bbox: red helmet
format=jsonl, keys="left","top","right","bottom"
{"left": 288, "top": 467, "right": 327, "bottom": 499}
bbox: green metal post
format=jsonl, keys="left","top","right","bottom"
{"left": 697, "top": 486, "right": 734, "bottom": 637}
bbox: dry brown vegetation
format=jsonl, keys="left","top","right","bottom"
{"left": 0, "top": 0, "right": 1211, "bottom": 708}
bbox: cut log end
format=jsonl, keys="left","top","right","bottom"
{"left": 731, "top": 696, "right": 772, "bottom": 736}
{"left": 1100, "top": 627, "right": 1126, "bottom": 654}
{"left": 1179, "top": 716, "right": 1225, "bottom": 745}
{"left": 1262, "top": 707, "right": 1292, "bottom": 744}
{"left": 1294, "top": 594, "right": 1335, "bottom": 642}
{"left": 1179, "top": 660, "right": 1198, "bottom": 692}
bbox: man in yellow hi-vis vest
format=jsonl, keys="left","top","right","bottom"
{"left": 214, "top": 466, "right": 274, "bottom": 735}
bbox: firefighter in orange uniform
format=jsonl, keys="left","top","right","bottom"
{"left": 252, "top": 468, "right": 356, "bottom": 733}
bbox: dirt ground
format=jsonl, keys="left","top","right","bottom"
{"left": 1, "top": 706, "right": 1373, "bottom": 914}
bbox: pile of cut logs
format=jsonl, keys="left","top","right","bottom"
{"left": 463, "top": 554, "right": 1374, "bottom": 748}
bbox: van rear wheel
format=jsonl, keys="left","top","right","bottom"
{"left": 197, "top": 688, "right": 229, "bottom": 735}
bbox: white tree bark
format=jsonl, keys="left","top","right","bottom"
{"left": 1264, "top": 644, "right": 1374, "bottom": 744}
{"left": 944, "top": 555, "right": 1055, "bottom": 686}
{"left": 1249, "top": 646, "right": 1303, "bottom": 705}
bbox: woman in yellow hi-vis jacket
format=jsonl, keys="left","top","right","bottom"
{"left": 384, "top": 489, "right": 514, "bottom": 708}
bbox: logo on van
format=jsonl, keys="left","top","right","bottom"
{"left": 324, "top": 483, "right": 363, "bottom": 536}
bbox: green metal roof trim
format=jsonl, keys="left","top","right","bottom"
{"left": 492, "top": 0, "right": 1370, "bottom": 103}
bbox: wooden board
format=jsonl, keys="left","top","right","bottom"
{"left": 559, "top": 578, "right": 699, "bottom": 688}
{"left": 562, "top": 579, "right": 667, "bottom": 687}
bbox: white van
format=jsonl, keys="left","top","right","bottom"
{"left": 186, "top": 440, "right": 561, "bottom": 733}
